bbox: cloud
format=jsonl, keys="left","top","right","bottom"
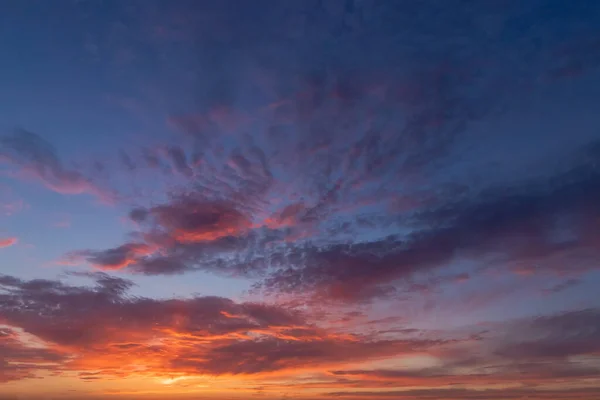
{"left": 0, "top": 272, "right": 298, "bottom": 356}
{"left": 3, "top": 3, "right": 600, "bottom": 396}
{"left": 327, "top": 387, "right": 600, "bottom": 399}
{"left": 495, "top": 308, "right": 600, "bottom": 360}
{"left": 74, "top": 242, "right": 157, "bottom": 270}
{"left": 70, "top": 195, "right": 260, "bottom": 274}
{"left": 70, "top": 230, "right": 262, "bottom": 276}
{"left": 26, "top": 1, "right": 600, "bottom": 340}
{"left": 329, "top": 360, "right": 600, "bottom": 387}
{"left": 542, "top": 279, "right": 581, "bottom": 295}
{"left": 0, "top": 130, "right": 114, "bottom": 202}
{"left": 56, "top": 4, "right": 600, "bottom": 299}
{"left": 179, "top": 334, "right": 444, "bottom": 376}
{"left": 119, "top": 150, "right": 137, "bottom": 171}
{"left": 0, "top": 237, "right": 18, "bottom": 248}
{"left": 164, "top": 145, "right": 193, "bottom": 177}
{"left": 0, "top": 273, "right": 447, "bottom": 382}
{"left": 64, "top": 139, "right": 600, "bottom": 303}
{"left": 257, "top": 143, "right": 600, "bottom": 302}
{"left": 264, "top": 202, "right": 306, "bottom": 230}
{"left": 0, "top": 326, "right": 66, "bottom": 383}
{"left": 320, "top": 308, "right": 600, "bottom": 390}
{"left": 137, "top": 196, "right": 253, "bottom": 243}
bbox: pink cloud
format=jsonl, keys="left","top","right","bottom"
{"left": 0, "top": 237, "right": 18, "bottom": 248}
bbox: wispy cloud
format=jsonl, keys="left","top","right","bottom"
{"left": 0, "top": 237, "right": 18, "bottom": 248}
{"left": 0, "top": 130, "right": 115, "bottom": 203}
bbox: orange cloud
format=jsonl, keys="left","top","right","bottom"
{"left": 1, "top": 273, "right": 600, "bottom": 399}
{"left": 71, "top": 243, "right": 157, "bottom": 271}
{"left": 0, "top": 273, "right": 447, "bottom": 385}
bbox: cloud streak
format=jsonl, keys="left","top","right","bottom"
{"left": 0, "top": 130, "right": 114, "bottom": 203}
{"left": 0, "top": 237, "right": 18, "bottom": 248}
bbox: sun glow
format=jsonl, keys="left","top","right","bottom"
{"left": 160, "top": 376, "right": 194, "bottom": 385}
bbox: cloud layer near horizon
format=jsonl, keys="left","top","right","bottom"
{"left": 1, "top": 272, "right": 600, "bottom": 397}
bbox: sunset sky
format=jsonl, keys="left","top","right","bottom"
{"left": 1, "top": 1, "right": 600, "bottom": 399}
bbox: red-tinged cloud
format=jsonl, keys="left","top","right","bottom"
{"left": 0, "top": 326, "right": 66, "bottom": 383}
{"left": 0, "top": 130, "right": 115, "bottom": 203}
{"left": 264, "top": 202, "right": 306, "bottom": 229}
{"left": 0, "top": 273, "right": 452, "bottom": 382}
{"left": 74, "top": 243, "right": 157, "bottom": 270}
{"left": 3, "top": 272, "right": 599, "bottom": 391}
{"left": 72, "top": 232, "right": 260, "bottom": 275}
{"left": 70, "top": 195, "right": 261, "bottom": 274}
{"left": 0, "top": 237, "right": 18, "bottom": 248}
{"left": 138, "top": 197, "right": 253, "bottom": 243}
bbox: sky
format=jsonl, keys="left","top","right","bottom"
{"left": 1, "top": 0, "right": 600, "bottom": 399}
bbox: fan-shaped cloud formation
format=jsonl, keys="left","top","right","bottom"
{"left": 2, "top": 1, "right": 600, "bottom": 398}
